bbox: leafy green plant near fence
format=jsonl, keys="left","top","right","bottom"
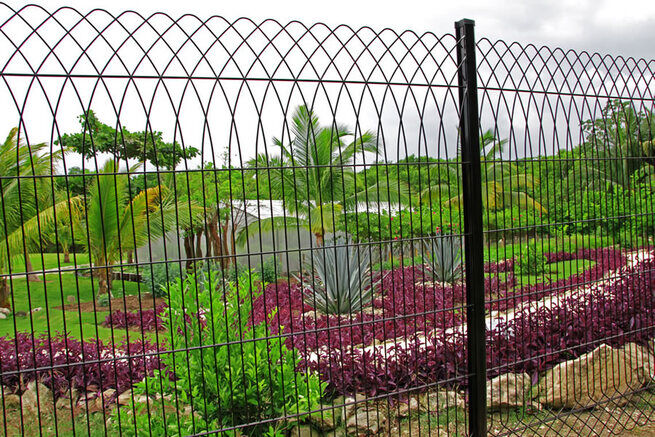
{"left": 111, "top": 269, "right": 326, "bottom": 436}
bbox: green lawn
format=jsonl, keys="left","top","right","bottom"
{"left": 490, "top": 258, "right": 596, "bottom": 288}
{"left": 8, "top": 252, "right": 90, "bottom": 274}
{"left": 484, "top": 234, "right": 614, "bottom": 262}
{"left": 0, "top": 271, "right": 147, "bottom": 343}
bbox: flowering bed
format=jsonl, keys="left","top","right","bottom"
{"left": 13, "top": 246, "right": 652, "bottom": 400}
{"left": 0, "top": 334, "right": 161, "bottom": 399}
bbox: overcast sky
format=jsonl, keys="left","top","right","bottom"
{"left": 17, "top": 0, "right": 655, "bottom": 60}
{"left": 1, "top": 0, "right": 654, "bottom": 168}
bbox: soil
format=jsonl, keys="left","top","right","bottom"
{"left": 55, "top": 294, "right": 165, "bottom": 313}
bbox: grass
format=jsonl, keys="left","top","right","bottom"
{"left": 8, "top": 252, "right": 90, "bottom": 274}
{"left": 0, "top": 269, "right": 147, "bottom": 343}
{"left": 489, "top": 259, "right": 596, "bottom": 288}
{"left": 0, "top": 404, "right": 108, "bottom": 437}
{"left": 484, "top": 233, "right": 615, "bottom": 262}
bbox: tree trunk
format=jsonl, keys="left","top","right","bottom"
{"left": 315, "top": 232, "right": 324, "bottom": 246}
{"left": 63, "top": 247, "right": 71, "bottom": 264}
{"left": 24, "top": 253, "right": 41, "bottom": 282}
{"left": 97, "top": 262, "right": 112, "bottom": 297}
{"left": 195, "top": 229, "right": 203, "bottom": 260}
{"left": 209, "top": 215, "right": 222, "bottom": 266}
{"left": 127, "top": 250, "right": 133, "bottom": 264}
{"left": 0, "top": 277, "right": 10, "bottom": 309}
{"left": 221, "top": 223, "right": 230, "bottom": 269}
{"left": 230, "top": 223, "right": 237, "bottom": 268}
{"left": 184, "top": 234, "right": 195, "bottom": 271}
{"left": 204, "top": 224, "right": 213, "bottom": 258}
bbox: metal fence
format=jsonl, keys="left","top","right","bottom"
{"left": 0, "top": 3, "right": 654, "bottom": 436}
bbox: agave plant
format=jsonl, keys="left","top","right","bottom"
{"left": 299, "top": 238, "right": 379, "bottom": 315}
{"left": 422, "top": 234, "right": 463, "bottom": 284}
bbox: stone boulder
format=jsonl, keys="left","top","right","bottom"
{"left": 487, "top": 373, "right": 531, "bottom": 410}
{"left": 346, "top": 406, "right": 387, "bottom": 436}
{"left": 21, "top": 381, "right": 53, "bottom": 413}
{"left": 288, "top": 424, "right": 322, "bottom": 437}
{"left": 420, "top": 389, "right": 466, "bottom": 413}
{"left": 621, "top": 342, "right": 655, "bottom": 383}
{"left": 538, "top": 344, "right": 646, "bottom": 409}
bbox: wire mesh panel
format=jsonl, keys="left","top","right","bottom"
{"left": 0, "top": 3, "right": 477, "bottom": 436}
{"left": 477, "top": 39, "right": 655, "bottom": 435}
{"left": 1, "top": 3, "right": 655, "bottom": 437}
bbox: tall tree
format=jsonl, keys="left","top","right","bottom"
{"left": 422, "top": 128, "right": 545, "bottom": 212}
{"left": 0, "top": 128, "right": 61, "bottom": 307}
{"left": 580, "top": 100, "right": 655, "bottom": 189}
{"left": 24, "top": 159, "right": 203, "bottom": 298}
{"left": 57, "top": 110, "right": 199, "bottom": 169}
{"left": 239, "top": 105, "right": 408, "bottom": 245}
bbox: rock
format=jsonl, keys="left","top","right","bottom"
{"left": 56, "top": 397, "right": 74, "bottom": 410}
{"left": 621, "top": 342, "right": 655, "bottom": 383}
{"left": 31, "top": 307, "right": 42, "bottom": 313}
{"left": 14, "top": 311, "right": 26, "bottom": 317}
{"left": 101, "top": 388, "right": 116, "bottom": 401}
{"left": 487, "top": 373, "right": 532, "bottom": 410}
{"left": 67, "top": 295, "right": 76, "bottom": 304}
{"left": 397, "top": 396, "right": 420, "bottom": 418}
{"left": 21, "top": 381, "right": 53, "bottom": 413}
{"left": 134, "top": 394, "right": 151, "bottom": 405}
{"left": 288, "top": 425, "right": 322, "bottom": 437}
{"left": 539, "top": 344, "right": 644, "bottom": 409}
{"left": 343, "top": 393, "right": 368, "bottom": 420}
{"left": 346, "top": 406, "right": 387, "bottom": 435}
{"left": 0, "top": 313, "right": 6, "bottom": 320}
{"left": 55, "top": 389, "right": 79, "bottom": 410}
{"left": 420, "top": 389, "right": 466, "bottom": 413}
{"left": 117, "top": 389, "right": 134, "bottom": 405}
{"left": 0, "top": 307, "right": 10, "bottom": 315}
{"left": 307, "top": 406, "right": 340, "bottom": 431}
{"left": 1, "top": 391, "right": 21, "bottom": 409}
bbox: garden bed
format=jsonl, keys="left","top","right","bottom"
{"left": 88, "top": 246, "right": 654, "bottom": 398}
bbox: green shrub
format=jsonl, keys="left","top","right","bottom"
{"left": 141, "top": 261, "right": 186, "bottom": 297}
{"left": 516, "top": 241, "right": 547, "bottom": 276}
{"left": 112, "top": 268, "right": 326, "bottom": 435}
{"left": 258, "top": 256, "right": 281, "bottom": 283}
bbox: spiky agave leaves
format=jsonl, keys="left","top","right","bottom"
{"left": 299, "top": 238, "right": 380, "bottom": 315}
{"left": 421, "top": 234, "right": 463, "bottom": 284}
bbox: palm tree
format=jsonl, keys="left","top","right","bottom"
{"left": 422, "top": 128, "right": 546, "bottom": 212}
{"left": 0, "top": 127, "right": 61, "bottom": 308}
{"left": 23, "top": 159, "right": 203, "bottom": 298}
{"left": 239, "top": 105, "right": 408, "bottom": 245}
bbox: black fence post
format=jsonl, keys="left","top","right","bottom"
{"left": 455, "top": 18, "right": 487, "bottom": 437}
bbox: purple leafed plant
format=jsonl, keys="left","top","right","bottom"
{"left": 0, "top": 334, "right": 163, "bottom": 399}
{"left": 301, "top": 249, "right": 654, "bottom": 396}
{"left": 103, "top": 304, "right": 167, "bottom": 332}
{"left": 491, "top": 247, "right": 627, "bottom": 311}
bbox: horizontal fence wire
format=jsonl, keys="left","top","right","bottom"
{"left": 0, "top": 3, "right": 654, "bottom": 437}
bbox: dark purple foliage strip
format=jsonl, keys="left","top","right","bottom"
{"left": 0, "top": 334, "right": 162, "bottom": 399}
{"left": 491, "top": 247, "right": 627, "bottom": 311}
{"left": 303, "top": 250, "right": 654, "bottom": 396}
{"left": 484, "top": 258, "right": 515, "bottom": 273}
{"left": 103, "top": 304, "right": 167, "bottom": 332}
{"left": 251, "top": 266, "right": 513, "bottom": 355}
